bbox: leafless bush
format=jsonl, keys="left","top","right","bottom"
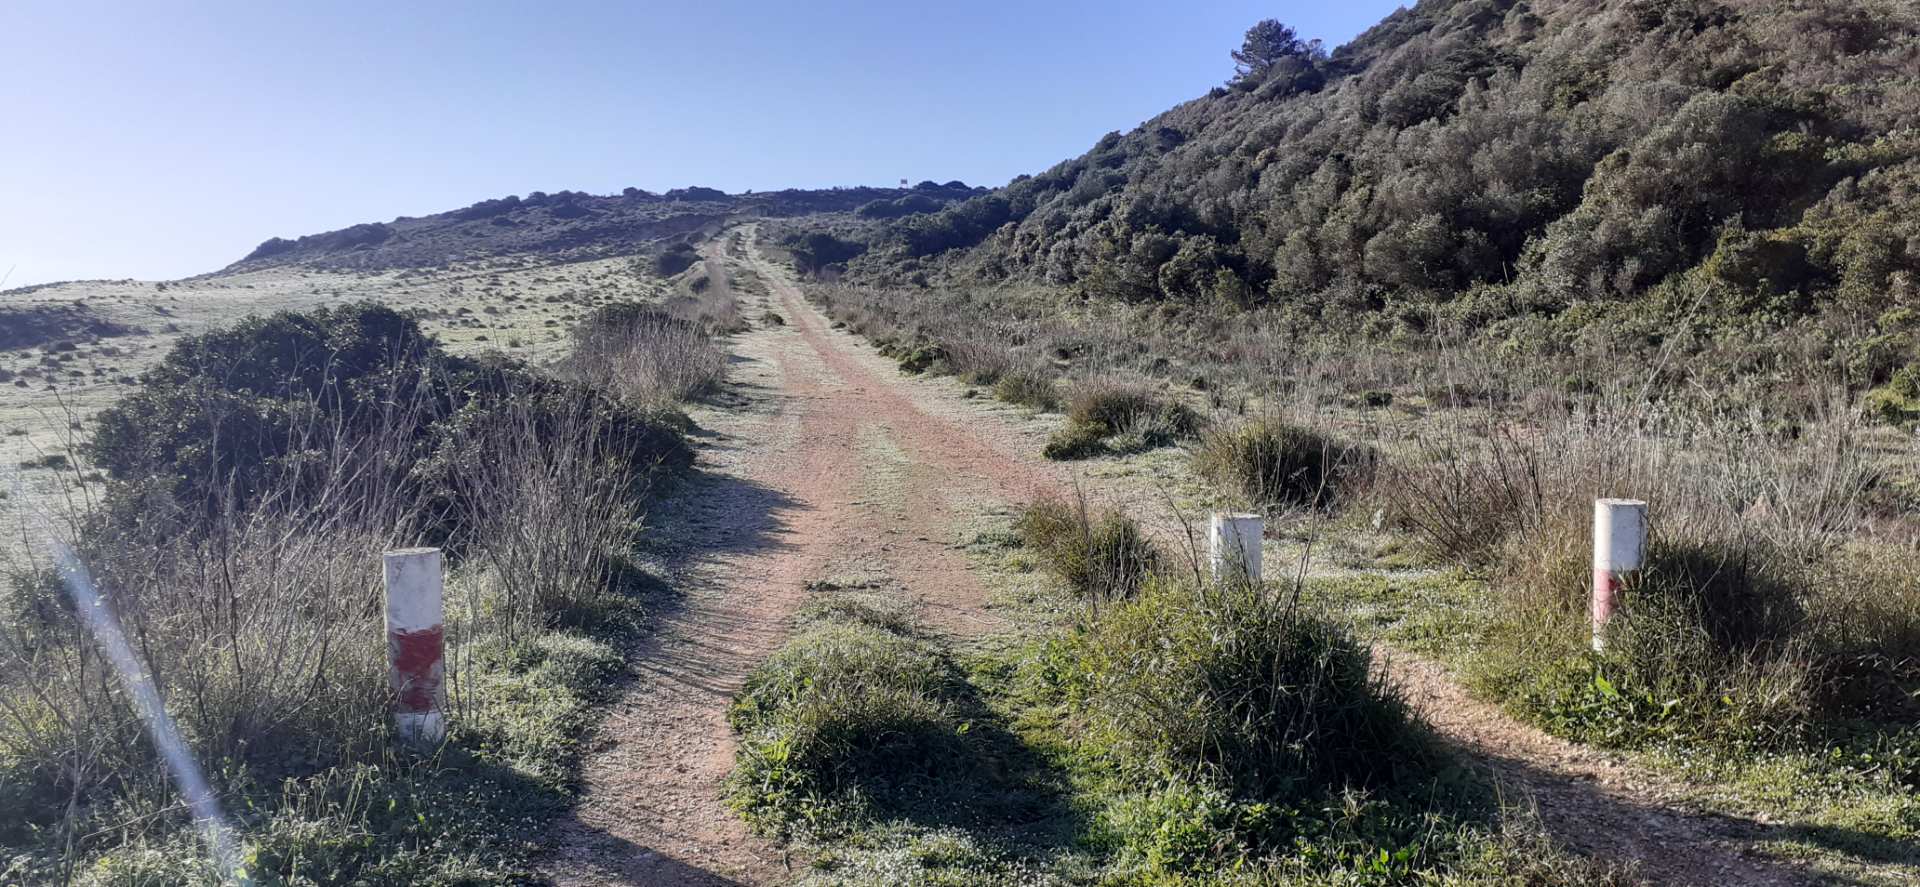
{"left": 565, "top": 304, "right": 727, "bottom": 407}
{"left": 0, "top": 464, "right": 402, "bottom": 867}
{"left": 443, "top": 392, "right": 644, "bottom": 640}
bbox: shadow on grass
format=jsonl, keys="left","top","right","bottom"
{"left": 1445, "top": 738, "right": 1865, "bottom": 886}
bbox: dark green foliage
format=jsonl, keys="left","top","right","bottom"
{"left": 0, "top": 304, "right": 138, "bottom": 352}
{"left": 1865, "top": 365, "right": 1920, "bottom": 425}
{"left": 665, "top": 186, "right": 728, "bottom": 202}
{"left": 1070, "top": 581, "right": 1424, "bottom": 806}
{"left": 1193, "top": 417, "right": 1376, "bottom": 510}
{"left": 454, "top": 194, "right": 523, "bottom": 219}
{"left": 890, "top": 339, "right": 945, "bottom": 374}
{"left": 654, "top": 241, "right": 700, "bottom": 276}
{"left": 1015, "top": 496, "right": 1159, "bottom": 604}
{"left": 243, "top": 223, "right": 391, "bottom": 262}
{"left": 855, "top": 193, "right": 943, "bottom": 219}
{"left": 786, "top": 231, "right": 867, "bottom": 277}
{"left": 843, "top": 0, "right": 1920, "bottom": 371}
{"left": 1229, "top": 19, "right": 1326, "bottom": 93}
{"left": 84, "top": 302, "right": 689, "bottom": 540}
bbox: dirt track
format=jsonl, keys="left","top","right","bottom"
{"left": 542, "top": 231, "right": 1063, "bottom": 885}
{"left": 543, "top": 228, "right": 1817, "bottom": 886}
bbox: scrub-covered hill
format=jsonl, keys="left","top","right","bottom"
{"left": 845, "top": 0, "right": 1917, "bottom": 382}
{"left": 228, "top": 181, "right": 981, "bottom": 273}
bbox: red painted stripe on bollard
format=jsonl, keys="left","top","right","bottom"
{"left": 390, "top": 625, "right": 444, "bottom": 712}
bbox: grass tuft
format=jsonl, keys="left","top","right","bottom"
{"left": 1193, "top": 415, "right": 1376, "bottom": 510}
{"left": 1014, "top": 495, "right": 1159, "bottom": 605}
{"left": 1042, "top": 379, "right": 1201, "bottom": 461}
{"left": 727, "top": 620, "right": 973, "bottom": 835}
{"left": 991, "top": 368, "right": 1061, "bottom": 411}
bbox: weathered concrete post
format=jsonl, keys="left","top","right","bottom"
{"left": 1591, "top": 499, "right": 1647, "bottom": 652}
{"left": 384, "top": 547, "right": 447, "bottom": 746}
{"left": 1209, "top": 512, "right": 1264, "bottom": 585}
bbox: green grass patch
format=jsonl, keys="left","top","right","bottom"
{"left": 4, "top": 617, "right": 635, "bottom": 885}
{"left": 1309, "top": 564, "right": 1920, "bottom": 882}
{"left": 732, "top": 520, "right": 1624, "bottom": 884}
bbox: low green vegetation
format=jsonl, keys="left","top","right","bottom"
{"left": 0, "top": 300, "right": 705, "bottom": 881}
{"left": 726, "top": 593, "right": 976, "bottom": 837}
{"left": 728, "top": 505, "right": 1624, "bottom": 885}
{"left": 1381, "top": 409, "right": 1920, "bottom": 753}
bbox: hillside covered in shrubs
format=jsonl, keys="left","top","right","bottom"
{"left": 229, "top": 181, "right": 980, "bottom": 273}
{"left": 841, "top": 0, "right": 1919, "bottom": 391}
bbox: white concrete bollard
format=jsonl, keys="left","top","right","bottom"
{"left": 1209, "top": 512, "right": 1264, "bottom": 584}
{"left": 384, "top": 547, "right": 447, "bottom": 746}
{"left": 1591, "top": 499, "right": 1647, "bottom": 652}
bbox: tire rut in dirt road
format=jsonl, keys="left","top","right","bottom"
{"left": 543, "top": 232, "right": 1069, "bottom": 886}
{"left": 1389, "top": 653, "right": 1817, "bottom": 886}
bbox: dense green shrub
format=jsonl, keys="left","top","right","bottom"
{"left": 786, "top": 231, "right": 867, "bottom": 277}
{"left": 1865, "top": 365, "right": 1920, "bottom": 425}
{"left": 1069, "top": 580, "right": 1423, "bottom": 804}
{"left": 654, "top": 241, "right": 700, "bottom": 276}
{"left": 841, "top": 2, "right": 1920, "bottom": 397}
{"left": 889, "top": 339, "right": 946, "bottom": 375}
{"left": 84, "top": 303, "right": 689, "bottom": 542}
{"left": 1473, "top": 532, "right": 1820, "bottom": 750}
{"left": 1425, "top": 413, "right": 1920, "bottom": 750}
{"left": 727, "top": 619, "right": 973, "bottom": 833}
{"left": 1193, "top": 416, "right": 1375, "bottom": 510}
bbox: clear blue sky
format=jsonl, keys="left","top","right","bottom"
{"left": 1, "top": 1, "right": 1405, "bottom": 288}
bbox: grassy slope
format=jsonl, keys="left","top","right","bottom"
{"left": 0, "top": 252, "right": 712, "bottom": 883}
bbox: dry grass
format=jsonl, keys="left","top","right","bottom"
{"left": 1383, "top": 400, "right": 1918, "bottom": 746}
{"left": 443, "top": 390, "right": 647, "bottom": 640}
{"left": 1014, "top": 493, "right": 1161, "bottom": 609}
{"left": 563, "top": 303, "right": 728, "bottom": 408}
{"left": 0, "top": 296, "right": 690, "bottom": 874}
{"left": 1193, "top": 415, "right": 1376, "bottom": 511}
